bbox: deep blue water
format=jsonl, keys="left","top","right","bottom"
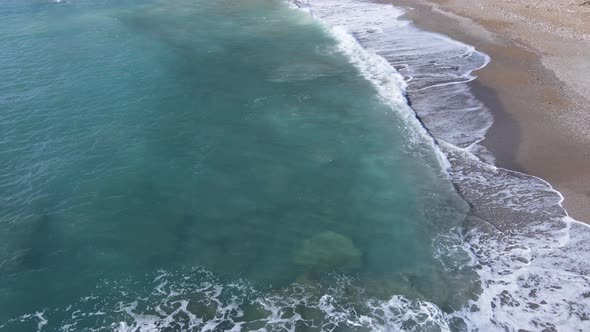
{"left": 0, "top": 0, "right": 476, "bottom": 330}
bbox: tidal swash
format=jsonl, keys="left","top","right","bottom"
{"left": 0, "top": 0, "right": 589, "bottom": 331}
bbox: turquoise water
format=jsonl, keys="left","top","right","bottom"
{"left": 0, "top": 0, "right": 476, "bottom": 330}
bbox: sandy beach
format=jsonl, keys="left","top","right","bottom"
{"left": 388, "top": 0, "right": 590, "bottom": 222}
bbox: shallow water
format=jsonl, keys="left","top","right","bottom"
{"left": 0, "top": 0, "right": 478, "bottom": 330}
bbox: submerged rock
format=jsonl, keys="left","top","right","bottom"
{"left": 293, "top": 231, "right": 361, "bottom": 273}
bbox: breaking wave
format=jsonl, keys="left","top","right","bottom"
{"left": 2, "top": 268, "right": 462, "bottom": 331}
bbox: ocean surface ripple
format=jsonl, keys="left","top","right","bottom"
{"left": 1, "top": 0, "right": 589, "bottom": 331}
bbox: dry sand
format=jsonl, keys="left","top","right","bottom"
{"left": 390, "top": 0, "right": 590, "bottom": 222}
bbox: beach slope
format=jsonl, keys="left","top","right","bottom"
{"left": 394, "top": 0, "right": 590, "bottom": 221}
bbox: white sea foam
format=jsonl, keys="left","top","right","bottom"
{"left": 4, "top": 268, "right": 455, "bottom": 331}
{"left": 295, "top": 0, "right": 491, "bottom": 153}
{"left": 292, "top": 0, "right": 454, "bottom": 174}
{"left": 292, "top": 0, "right": 590, "bottom": 331}
{"left": 442, "top": 142, "right": 590, "bottom": 331}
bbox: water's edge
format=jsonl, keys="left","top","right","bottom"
{"left": 295, "top": 0, "right": 590, "bottom": 330}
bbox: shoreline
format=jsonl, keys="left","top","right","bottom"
{"left": 390, "top": 0, "right": 590, "bottom": 222}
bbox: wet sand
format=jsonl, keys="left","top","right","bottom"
{"left": 389, "top": 0, "right": 590, "bottom": 222}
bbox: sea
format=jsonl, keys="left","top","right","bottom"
{"left": 0, "top": 0, "right": 588, "bottom": 331}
